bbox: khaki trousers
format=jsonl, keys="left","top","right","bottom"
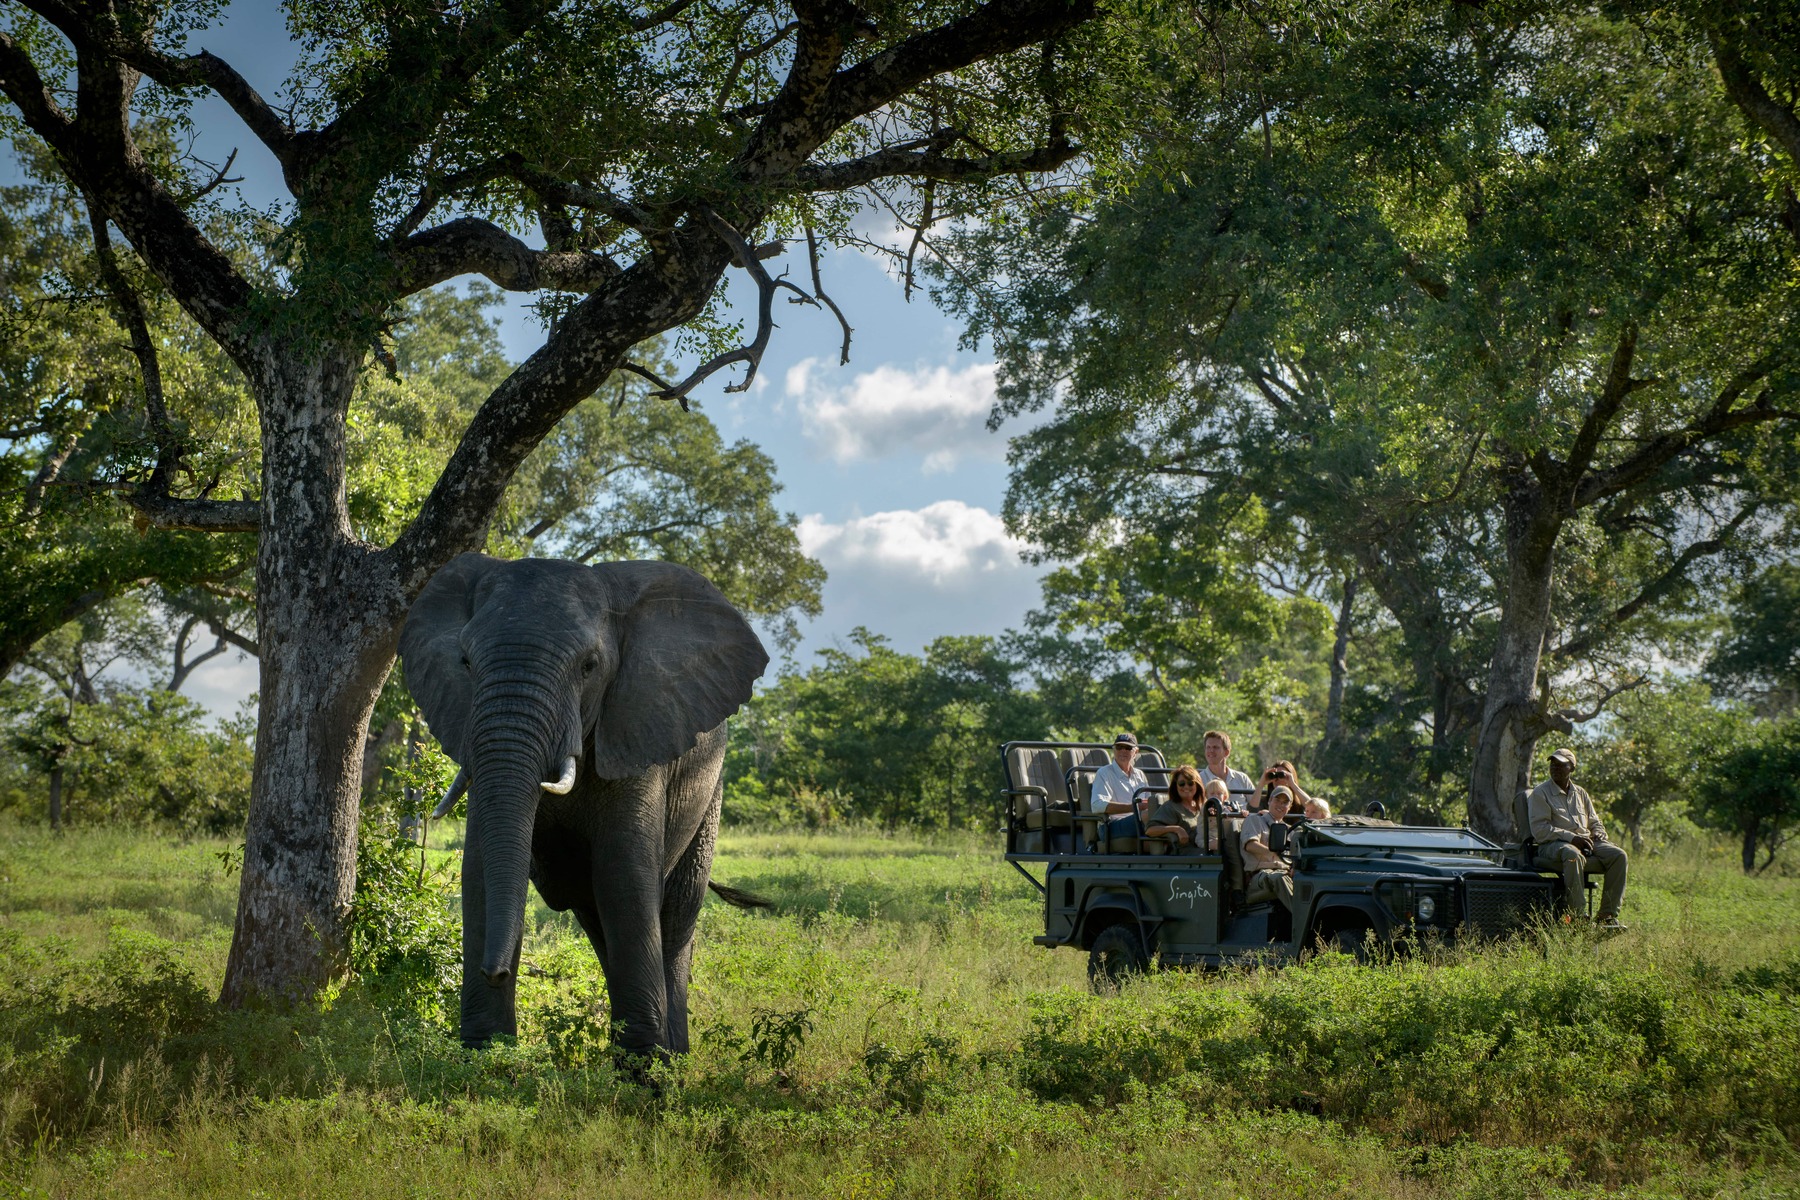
{"left": 1245, "top": 868, "right": 1294, "bottom": 912}
{"left": 1535, "top": 841, "right": 1628, "bottom": 919}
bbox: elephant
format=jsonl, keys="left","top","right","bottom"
{"left": 398, "top": 552, "right": 769, "bottom": 1056}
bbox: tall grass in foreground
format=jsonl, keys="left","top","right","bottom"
{"left": 1, "top": 822, "right": 1797, "bottom": 1198}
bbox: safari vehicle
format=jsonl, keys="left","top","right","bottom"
{"left": 1000, "top": 740, "right": 1568, "bottom": 991}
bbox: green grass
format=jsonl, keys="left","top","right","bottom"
{"left": 2, "top": 821, "right": 1798, "bottom": 1198}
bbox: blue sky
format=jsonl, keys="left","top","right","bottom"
{"left": 7, "top": 4, "right": 1051, "bottom": 714}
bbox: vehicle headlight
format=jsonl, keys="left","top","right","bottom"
{"left": 1416, "top": 894, "right": 1437, "bottom": 922}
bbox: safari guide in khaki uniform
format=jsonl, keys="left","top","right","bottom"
{"left": 1528, "top": 748, "right": 1628, "bottom": 930}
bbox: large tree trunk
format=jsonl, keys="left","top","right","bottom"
{"left": 1469, "top": 470, "right": 1564, "bottom": 843}
{"left": 1743, "top": 822, "right": 1760, "bottom": 874}
{"left": 219, "top": 348, "right": 409, "bottom": 1007}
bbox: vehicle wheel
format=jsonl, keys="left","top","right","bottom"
{"left": 1326, "top": 925, "right": 1374, "bottom": 963}
{"left": 1087, "top": 925, "right": 1148, "bottom": 994}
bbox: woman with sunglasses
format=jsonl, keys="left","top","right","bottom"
{"left": 1144, "top": 763, "right": 1207, "bottom": 848}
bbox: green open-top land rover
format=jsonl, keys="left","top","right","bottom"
{"left": 1001, "top": 740, "right": 1573, "bottom": 990}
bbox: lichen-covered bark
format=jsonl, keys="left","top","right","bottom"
{"left": 220, "top": 345, "right": 407, "bottom": 1005}
{"left": 1468, "top": 469, "right": 1563, "bottom": 844}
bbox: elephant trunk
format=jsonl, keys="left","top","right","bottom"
{"left": 467, "top": 682, "right": 582, "bottom": 987}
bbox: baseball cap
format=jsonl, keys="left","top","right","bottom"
{"left": 1269, "top": 786, "right": 1295, "bottom": 804}
{"left": 1113, "top": 733, "right": 1138, "bottom": 747}
{"left": 1549, "top": 748, "right": 1577, "bottom": 767}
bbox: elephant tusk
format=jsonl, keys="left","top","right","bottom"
{"left": 541, "top": 756, "right": 578, "bottom": 795}
{"left": 431, "top": 767, "right": 469, "bottom": 819}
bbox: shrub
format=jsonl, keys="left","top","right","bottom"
{"left": 347, "top": 824, "right": 459, "bottom": 1025}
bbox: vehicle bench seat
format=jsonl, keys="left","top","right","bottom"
{"left": 1006, "top": 746, "right": 1074, "bottom": 830}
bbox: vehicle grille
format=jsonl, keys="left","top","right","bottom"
{"left": 1459, "top": 878, "right": 1553, "bottom": 938}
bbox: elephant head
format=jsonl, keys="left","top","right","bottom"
{"left": 398, "top": 553, "right": 768, "bottom": 985}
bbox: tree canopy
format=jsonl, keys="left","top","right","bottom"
{"left": 935, "top": 1, "right": 1800, "bottom": 838}
{"left": 0, "top": 0, "right": 1137, "bottom": 1003}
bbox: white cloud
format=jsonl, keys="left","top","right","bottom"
{"left": 789, "top": 359, "right": 1001, "bottom": 472}
{"left": 798, "top": 500, "right": 1029, "bottom": 587}
{"left": 792, "top": 501, "right": 1046, "bottom": 656}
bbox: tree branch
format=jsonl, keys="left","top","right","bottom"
{"left": 502, "top": 161, "right": 660, "bottom": 231}
{"left": 801, "top": 224, "right": 853, "bottom": 365}
{"left": 815, "top": 0, "right": 1095, "bottom": 135}
{"left": 650, "top": 208, "right": 819, "bottom": 402}
{"left": 166, "top": 615, "right": 230, "bottom": 692}
{"left": 119, "top": 491, "right": 260, "bottom": 533}
{"left": 574, "top": 515, "right": 713, "bottom": 561}
{"left": 1550, "top": 501, "right": 1762, "bottom": 662}
{"left": 84, "top": 199, "right": 180, "bottom": 483}
{"left": 632, "top": 0, "right": 702, "bottom": 33}
{"left": 392, "top": 157, "right": 514, "bottom": 240}
{"left": 296, "top": 1, "right": 563, "bottom": 201}
{"left": 1541, "top": 674, "right": 1650, "bottom": 730}
{"left": 179, "top": 147, "right": 243, "bottom": 203}
{"left": 206, "top": 617, "right": 259, "bottom": 658}
{"left": 1559, "top": 323, "right": 1638, "bottom": 490}
{"left": 1575, "top": 351, "right": 1796, "bottom": 508}
{"left": 0, "top": 30, "right": 75, "bottom": 153}
{"left": 717, "top": 20, "right": 801, "bottom": 114}
{"left": 791, "top": 132, "right": 1080, "bottom": 191}
{"left": 737, "top": 0, "right": 1093, "bottom": 182}
{"left": 1418, "top": 432, "right": 1486, "bottom": 507}
{"left": 394, "top": 217, "right": 623, "bottom": 295}
{"left": 1711, "top": 28, "right": 1800, "bottom": 180}
{"left": 127, "top": 50, "right": 302, "bottom": 175}
{"left": 2, "top": 25, "right": 262, "bottom": 357}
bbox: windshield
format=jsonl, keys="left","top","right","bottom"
{"left": 1306, "top": 824, "right": 1497, "bottom": 852}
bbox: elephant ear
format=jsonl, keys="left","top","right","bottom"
{"left": 592, "top": 561, "right": 769, "bottom": 778}
{"left": 398, "top": 552, "right": 500, "bottom": 766}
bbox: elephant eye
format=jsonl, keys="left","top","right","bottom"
{"left": 582, "top": 656, "right": 599, "bottom": 677}
{"left": 460, "top": 654, "right": 471, "bottom": 671}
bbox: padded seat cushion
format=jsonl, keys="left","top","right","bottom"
{"left": 1061, "top": 748, "right": 1111, "bottom": 813}
{"left": 1008, "top": 747, "right": 1072, "bottom": 806}
{"left": 1007, "top": 747, "right": 1077, "bottom": 839}
{"left": 1016, "top": 804, "right": 1074, "bottom": 831}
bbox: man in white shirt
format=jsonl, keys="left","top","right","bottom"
{"left": 1200, "top": 730, "right": 1256, "bottom": 811}
{"left": 1087, "top": 733, "right": 1150, "bottom": 851}
{"left": 1528, "top": 748, "right": 1628, "bottom": 929}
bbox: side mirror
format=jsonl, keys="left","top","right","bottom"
{"left": 1268, "top": 821, "right": 1290, "bottom": 855}
{"left": 1365, "top": 801, "right": 1388, "bottom": 820}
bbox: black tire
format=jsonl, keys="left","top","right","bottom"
{"left": 1087, "top": 925, "right": 1148, "bottom": 994}
{"left": 1326, "top": 925, "right": 1374, "bottom": 963}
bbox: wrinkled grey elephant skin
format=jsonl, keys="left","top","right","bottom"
{"left": 399, "top": 553, "right": 769, "bottom": 1055}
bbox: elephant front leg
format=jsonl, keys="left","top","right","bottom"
{"left": 660, "top": 785, "right": 721, "bottom": 1054}
{"left": 460, "top": 828, "right": 521, "bottom": 1046}
{"left": 593, "top": 845, "right": 668, "bottom": 1060}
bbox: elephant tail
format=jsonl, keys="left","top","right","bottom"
{"left": 708, "top": 881, "right": 774, "bottom": 909}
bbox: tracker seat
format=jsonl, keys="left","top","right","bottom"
{"left": 1506, "top": 789, "right": 1536, "bottom": 871}
{"left": 1218, "top": 813, "right": 1247, "bottom": 912}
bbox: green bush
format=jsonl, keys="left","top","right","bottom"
{"left": 346, "top": 824, "right": 460, "bottom": 1025}
{"left": 3, "top": 826, "right": 1799, "bottom": 1197}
